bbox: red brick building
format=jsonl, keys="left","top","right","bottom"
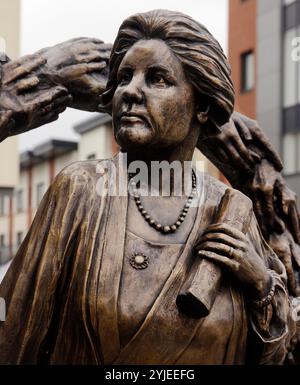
{"left": 228, "top": 0, "right": 257, "bottom": 119}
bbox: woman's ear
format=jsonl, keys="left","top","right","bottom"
{"left": 196, "top": 105, "right": 210, "bottom": 125}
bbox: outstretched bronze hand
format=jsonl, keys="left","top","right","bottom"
{"left": 39, "top": 37, "right": 112, "bottom": 111}
{"left": 0, "top": 53, "right": 71, "bottom": 142}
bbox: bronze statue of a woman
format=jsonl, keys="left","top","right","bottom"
{"left": 0, "top": 9, "right": 297, "bottom": 365}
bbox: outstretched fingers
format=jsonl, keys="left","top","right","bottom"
{"left": 251, "top": 126, "right": 283, "bottom": 171}
{"left": 16, "top": 76, "right": 40, "bottom": 94}
{"left": 38, "top": 94, "right": 72, "bottom": 115}
{"left": 233, "top": 113, "right": 253, "bottom": 141}
{"left": 289, "top": 203, "right": 300, "bottom": 244}
{"left": 36, "top": 86, "right": 70, "bottom": 108}
{"left": 4, "top": 54, "right": 46, "bottom": 84}
{"left": 59, "top": 61, "right": 107, "bottom": 78}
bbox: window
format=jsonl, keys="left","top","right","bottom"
{"left": 0, "top": 36, "right": 6, "bottom": 56}
{"left": 284, "top": 0, "right": 300, "bottom": 31}
{"left": 284, "top": 28, "right": 298, "bottom": 108}
{"left": 241, "top": 51, "right": 254, "bottom": 92}
{"left": 282, "top": 8, "right": 300, "bottom": 175}
{"left": 17, "top": 232, "right": 23, "bottom": 247}
{"left": 0, "top": 195, "right": 5, "bottom": 216}
{"left": 283, "top": 133, "right": 297, "bottom": 174}
{"left": 283, "top": 133, "right": 300, "bottom": 175}
{"left": 36, "top": 183, "right": 45, "bottom": 206}
{"left": 16, "top": 190, "right": 23, "bottom": 213}
{"left": 0, "top": 235, "right": 5, "bottom": 248}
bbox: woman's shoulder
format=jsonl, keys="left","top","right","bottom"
{"left": 56, "top": 156, "right": 116, "bottom": 181}
{"left": 51, "top": 156, "right": 117, "bottom": 195}
{"left": 198, "top": 170, "right": 252, "bottom": 208}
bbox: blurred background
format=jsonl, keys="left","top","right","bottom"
{"left": 0, "top": 0, "right": 299, "bottom": 279}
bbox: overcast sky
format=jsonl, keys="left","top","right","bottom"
{"left": 19, "top": 0, "right": 228, "bottom": 151}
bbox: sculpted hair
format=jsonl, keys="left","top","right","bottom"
{"left": 101, "top": 9, "right": 235, "bottom": 131}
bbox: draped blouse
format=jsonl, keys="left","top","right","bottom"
{"left": 0, "top": 154, "right": 295, "bottom": 364}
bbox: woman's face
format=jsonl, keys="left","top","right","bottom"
{"left": 112, "top": 39, "right": 195, "bottom": 150}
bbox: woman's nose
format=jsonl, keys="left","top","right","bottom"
{"left": 122, "top": 76, "right": 144, "bottom": 105}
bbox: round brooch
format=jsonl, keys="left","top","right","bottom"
{"left": 129, "top": 253, "right": 149, "bottom": 270}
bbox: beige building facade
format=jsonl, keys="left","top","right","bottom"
{"left": 0, "top": 0, "right": 20, "bottom": 189}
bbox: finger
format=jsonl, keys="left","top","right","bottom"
{"left": 230, "top": 134, "right": 255, "bottom": 167}
{"left": 4, "top": 54, "right": 46, "bottom": 84}
{"left": 290, "top": 240, "right": 300, "bottom": 269}
{"left": 59, "top": 62, "right": 106, "bottom": 77}
{"left": 251, "top": 170, "right": 275, "bottom": 233}
{"left": 95, "top": 42, "right": 113, "bottom": 50}
{"left": 0, "top": 110, "right": 14, "bottom": 138}
{"left": 28, "top": 106, "right": 67, "bottom": 129}
{"left": 284, "top": 246, "right": 299, "bottom": 295}
{"left": 248, "top": 149, "right": 262, "bottom": 163}
{"left": 0, "top": 109, "right": 13, "bottom": 125}
{"left": 233, "top": 114, "right": 252, "bottom": 141}
{"left": 273, "top": 216, "right": 286, "bottom": 235}
{"left": 289, "top": 203, "right": 300, "bottom": 244}
{"left": 16, "top": 76, "right": 40, "bottom": 94}
{"left": 252, "top": 195, "right": 268, "bottom": 238}
{"left": 251, "top": 127, "right": 283, "bottom": 171}
{"left": 203, "top": 223, "right": 245, "bottom": 241}
{"left": 259, "top": 185, "right": 275, "bottom": 230}
{"left": 198, "top": 250, "right": 239, "bottom": 271}
{"left": 223, "top": 142, "right": 253, "bottom": 173}
{"left": 35, "top": 86, "right": 69, "bottom": 108}
{"left": 76, "top": 51, "right": 108, "bottom": 64}
{"left": 215, "top": 143, "right": 229, "bottom": 163}
{"left": 197, "top": 241, "right": 242, "bottom": 258}
{"left": 38, "top": 95, "right": 72, "bottom": 115}
{"left": 83, "top": 61, "right": 107, "bottom": 73}
{"left": 95, "top": 50, "right": 111, "bottom": 60}
{"left": 197, "top": 232, "right": 245, "bottom": 250}
{"left": 90, "top": 46, "right": 112, "bottom": 59}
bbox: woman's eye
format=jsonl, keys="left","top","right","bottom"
{"left": 150, "top": 73, "right": 168, "bottom": 86}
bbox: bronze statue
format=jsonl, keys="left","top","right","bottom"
{"left": 0, "top": 9, "right": 299, "bottom": 365}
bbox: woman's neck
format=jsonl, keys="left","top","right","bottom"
{"left": 124, "top": 130, "right": 198, "bottom": 196}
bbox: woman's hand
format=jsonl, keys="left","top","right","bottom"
{"left": 0, "top": 53, "right": 71, "bottom": 139}
{"left": 39, "top": 38, "right": 112, "bottom": 111}
{"left": 197, "top": 223, "right": 271, "bottom": 299}
{"left": 232, "top": 112, "right": 283, "bottom": 172}
{"left": 0, "top": 110, "right": 14, "bottom": 141}
{"left": 269, "top": 231, "right": 300, "bottom": 296}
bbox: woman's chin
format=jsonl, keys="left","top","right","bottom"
{"left": 116, "top": 126, "right": 154, "bottom": 149}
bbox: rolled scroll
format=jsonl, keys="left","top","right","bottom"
{"left": 176, "top": 188, "right": 253, "bottom": 318}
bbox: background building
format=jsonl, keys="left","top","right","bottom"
{"left": 228, "top": 0, "right": 300, "bottom": 199}
{"left": 0, "top": 0, "right": 20, "bottom": 267}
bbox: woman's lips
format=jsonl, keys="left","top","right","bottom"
{"left": 120, "top": 115, "right": 149, "bottom": 126}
